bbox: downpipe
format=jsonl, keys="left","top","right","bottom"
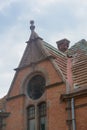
{"left": 71, "top": 98, "right": 76, "bottom": 130}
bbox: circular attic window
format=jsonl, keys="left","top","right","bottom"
{"left": 27, "top": 75, "right": 45, "bottom": 100}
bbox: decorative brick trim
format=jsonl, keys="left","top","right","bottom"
{"left": 66, "top": 103, "right": 87, "bottom": 111}
{"left": 14, "top": 56, "right": 54, "bottom": 71}
{"left": 6, "top": 94, "right": 25, "bottom": 101}
{"left": 46, "top": 81, "right": 64, "bottom": 89}
{"left": 75, "top": 103, "right": 87, "bottom": 109}
{"left": 60, "top": 88, "right": 87, "bottom": 101}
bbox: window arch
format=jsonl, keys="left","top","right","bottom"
{"left": 27, "top": 106, "right": 35, "bottom": 130}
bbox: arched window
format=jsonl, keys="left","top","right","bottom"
{"left": 27, "top": 106, "right": 35, "bottom": 130}
{"left": 27, "top": 103, "right": 46, "bottom": 130}
{"left": 39, "top": 103, "right": 46, "bottom": 130}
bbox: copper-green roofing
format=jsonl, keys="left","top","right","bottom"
{"left": 68, "top": 39, "right": 87, "bottom": 55}
{"left": 68, "top": 39, "right": 87, "bottom": 88}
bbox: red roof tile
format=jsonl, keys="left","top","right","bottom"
{"left": 45, "top": 39, "right": 87, "bottom": 91}
{"left": 44, "top": 42, "right": 67, "bottom": 79}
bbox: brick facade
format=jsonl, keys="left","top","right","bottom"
{"left": 6, "top": 60, "right": 67, "bottom": 130}
{"left": 0, "top": 22, "right": 87, "bottom": 130}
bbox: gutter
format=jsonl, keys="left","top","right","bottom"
{"left": 60, "top": 86, "right": 87, "bottom": 130}
{"left": 71, "top": 98, "right": 76, "bottom": 130}
{"left": 65, "top": 96, "right": 76, "bottom": 130}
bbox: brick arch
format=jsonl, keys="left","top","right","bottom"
{"left": 20, "top": 67, "right": 50, "bottom": 95}
{"left": 27, "top": 104, "right": 35, "bottom": 109}
{"left": 37, "top": 101, "right": 46, "bottom": 106}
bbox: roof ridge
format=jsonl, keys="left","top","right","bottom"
{"left": 70, "top": 39, "right": 87, "bottom": 51}
{"left": 44, "top": 41, "right": 66, "bottom": 57}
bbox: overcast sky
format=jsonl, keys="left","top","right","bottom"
{"left": 0, "top": 0, "right": 87, "bottom": 98}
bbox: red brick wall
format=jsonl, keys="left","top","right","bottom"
{"left": 75, "top": 97, "right": 87, "bottom": 130}
{"left": 46, "top": 84, "right": 67, "bottom": 130}
{"left": 6, "top": 58, "right": 87, "bottom": 130}
{"left": 6, "top": 96, "right": 25, "bottom": 130}
{"left": 6, "top": 60, "right": 67, "bottom": 130}
{"left": 8, "top": 60, "right": 62, "bottom": 97}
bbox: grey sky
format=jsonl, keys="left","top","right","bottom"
{"left": 0, "top": 0, "right": 87, "bottom": 98}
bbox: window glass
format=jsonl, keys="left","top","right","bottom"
{"left": 39, "top": 103, "right": 46, "bottom": 130}
{"left": 40, "top": 117, "right": 46, "bottom": 130}
{"left": 0, "top": 117, "right": 2, "bottom": 128}
{"left": 28, "top": 106, "right": 35, "bottom": 119}
{"left": 27, "top": 103, "right": 46, "bottom": 130}
{"left": 27, "top": 106, "right": 35, "bottom": 130}
{"left": 39, "top": 103, "right": 46, "bottom": 116}
{"left": 29, "top": 119, "right": 35, "bottom": 130}
{"left": 27, "top": 75, "right": 45, "bottom": 100}
{"left": 0, "top": 117, "right": 3, "bottom": 130}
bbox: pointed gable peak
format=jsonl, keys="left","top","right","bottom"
{"left": 26, "top": 20, "right": 42, "bottom": 43}
{"left": 17, "top": 20, "right": 52, "bottom": 69}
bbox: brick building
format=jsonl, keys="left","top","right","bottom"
{"left": 0, "top": 21, "right": 87, "bottom": 130}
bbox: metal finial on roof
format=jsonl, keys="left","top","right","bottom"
{"left": 30, "top": 20, "right": 35, "bottom": 31}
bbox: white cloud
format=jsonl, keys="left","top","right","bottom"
{"left": 36, "top": 0, "right": 58, "bottom": 6}
{"left": 0, "top": 0, "right": 19, "bottom": 12}
{"left": 48, "top": 26, "right": 87, "bottom": 48}
{"left": 0, "top": 23, "right": 27, "bottom": 98}
{"left": 0, "top": 71, "right": 14, "bottom": 98}
{"left": 1, "top": 0, "right": 87, "bottom": 98}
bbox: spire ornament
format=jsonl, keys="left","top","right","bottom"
{"left": 30, "top": 20, "right": 35, "bottom": 31}
{"left": 26, "top": 20, "right": 43, "bottom": 43}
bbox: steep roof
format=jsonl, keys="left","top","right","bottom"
{"left": 44, "top": 39, "right": 87, "bottom": 91}
{"left": 16, "top": 22, "right": 87, "bottom": 90}
{"left": 7, "top": 21, "right": 67, "bottom": 99}
{"left": 17, "top": 22, "right": 51, "bottom": 69}
{"left": 68, "top": 39, "right": 87, "bottom": 55}
{"left": 44, "top": 42, "right": 67, "bottom": 79}
{"left": 68, "top": 39, "right": 87, "bottom": 89}
{"left": 15, "top": 21, "right": 66, "bottom": 82}
{"left": 7, "top": 22, "right": 87, "bottom": 99}
{"left": 18, "top": 38, "right": 51, "bottom": 69}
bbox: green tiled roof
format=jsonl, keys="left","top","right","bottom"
{"left": 68, "top": 39, "right": 87, "bottom": 56}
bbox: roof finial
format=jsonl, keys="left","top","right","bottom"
{"left": 30, "top": 20, "right": 35, "bottom": 31}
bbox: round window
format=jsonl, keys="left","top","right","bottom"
{"left": 27, "top": 75, "right": 45, "bottom": 100}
